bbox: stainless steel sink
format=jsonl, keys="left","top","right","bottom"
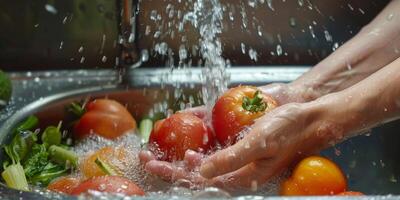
{"left": 0, "top": 67, "right": 399, "bottom": 199}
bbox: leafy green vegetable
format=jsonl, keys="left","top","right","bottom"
{"left": 41, "top": 122, "right": 62, "bottom": 146}
{"left": 3, "top": 134, "right": 26, "bottom": 167}
{"left": 48, "top": 145, "right": 78, "bottom": 168}
{"left": 1, "top": 116, "right": 77, "bottom": 189}
{"left": 14, "top": 116, "right": 38, "bottom": 135}
{"left": 1, "top": 163, "right": 29, "bottom": 191}
{"left": 23, "top": 144, "right": 49, "bottom": 179}
{"left": 30, "top": 162, "right": 67, "bottom": 186}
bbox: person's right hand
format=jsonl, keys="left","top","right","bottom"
{"left": 139, "top": 82, "right": 317, "bottom": 188}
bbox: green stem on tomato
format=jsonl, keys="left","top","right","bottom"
{"left": 67, "top": 102, "right": 85, "bottom": 118}
{"left": 48, "top": 145, "right": 78, "bottom": 168}
{"left": 94, "top": 158, "right": 119, "bottom": 176}
{"left": 1, "top": 163, "right": 29, "bottom": 191}
{"left": 242, "top": 90, "right": 267, "bottom": 113}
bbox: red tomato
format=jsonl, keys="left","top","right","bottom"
{"left": 338, "top": 191, "right": 364, "bottom": 196}
{"left": 74, "top": 99, "right": 137, "bottom": 139}
{"left": 47, "top": 176, "right": 81, "bottom": 194}
{"left": 149, "top": 113, "right": 214, "bottom": 161}
{"left": 212, "top": 86, "right": 278, "bottom": 145}
{"left": 70, "top": 176, "right": 144, "bottom": 196}
{"left": 280, "top": 156, "right": 347, "bottom": 196}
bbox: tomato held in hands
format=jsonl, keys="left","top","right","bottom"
{"left": 74, "top": 99, "right": 137, "bottom": 139}
{"left": 71, "top": 176, "right": 144, "bottom": 196}
{"left": 280, "top": 156, "right": 347, "bottom": 196}
{"left": 47, "top": 176, "right": 81, "bottom": 194}
{"left": 149, "top": 113, "right": 214, "bottom": 161}
{"left": 212, "top": 86, "right": 278, "bottom": 145}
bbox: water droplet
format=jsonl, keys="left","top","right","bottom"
{"left": 332, "top": 42, "right": 339, "bottom": 51}
{"left": 101, "top": 56, "right": 107, "bottom": 63}
{"left": 78, "top": 46, "right": 84, "bottom": 53}
{"left": 249, "top": 48, "right": 258, "bottom": 61}
{"left": 179, "top": 45, "right": 188, "bottom": 60}
{"left": 251, "top": 180, "right": 258, "bottom": 192}
{"left": 141, "top": 49, "right": 149, "bottom": 62}
{"left": 45, "top": 4, "right": 58, "bottom": 14}
{"left": 387, "top": 13, "right": 394, "bottom": 21}
{"left": 289, "top": 17, "right": 296, "bottom": 27}
{"left": 59, "top": 41, "right": 64, "bottom": 50}
{"left": 267, "top": 0, "right": 274, "bottom": 11}
{"left": 241, "top": 43, "right": 246, "bottom": 54}
{"left": 244, "top": 141, "right": 250, "bottom": 149}
{"left": 276, "top": 44, "right": 283, "bottom": 56}
{"left": 324, "top": 30, "right": 332, "bottom": 42}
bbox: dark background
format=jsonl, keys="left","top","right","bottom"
{"left": 0, "top": 0, "right": 391, "bottom": 70}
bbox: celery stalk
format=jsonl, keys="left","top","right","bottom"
{"left": 1, "top": 163, "right": 29, "bottom": 191}
{"left": 48, "top": 145, "right": 78, "bottom": 168}
{"left": 139, "top": 119, "right": 153, "bottom": 143}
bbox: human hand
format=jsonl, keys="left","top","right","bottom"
{"left": 139, "top": 83, "right": 323, "bottom": 190}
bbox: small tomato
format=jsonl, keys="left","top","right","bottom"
{"left": 47, "top": 176, "right": 81, "bottom": 194}
{"left": 74, "top": 99, "right": 137, "bottom": 139}
{"left": 212, "top": 86, "right": 278, "bottom": 145}
{"left": 149, "top": 113, "right": 214, "bottom": 161}
{"left": 280, "top": 156, "right": 347, "bottom": 196}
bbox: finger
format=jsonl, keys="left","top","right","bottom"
{"left": 200, "top": 127, "right": 277, "bottom": 178}
{"left": 139, "top": 150, "right": 156, "bottom": 164}
{"left": 145, "top": 160, "right": 187, "bottom": 182}
{"left": 219, "top": 158, "right": 284, "bottom": 190}
{"left": 184, "top": 150, "right": 203, "bottom": 170}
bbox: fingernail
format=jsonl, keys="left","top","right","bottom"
{"left": 200, "top": 162, "right": 216, "bottom": 178}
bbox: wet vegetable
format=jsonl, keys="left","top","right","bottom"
{"left": 47, "top": 176, "right": 81, "bottom": 194}
{"left": 1, "top": 116, "right": 78, "bottom": 190}
{"left": 1, "top": 163, "right": 29, "bottom": 191}
{"left": 48, "top": 145, "right": 78, "bottom": 168}
{"left": 149, "top": 113, "right": 215, "bottom": 161}
{"left": 280, "top": 156, "right": 347, "bottom": 196}
{"left": 212, "top": 86, "right": 278, "bottom": 145}
{"left": 73, "top": 99, "right": 137, "bottom": 139}
{"left": 139, "top": 118, "right": 153, "bottom": 143}
{"left": 70, "top": 176, "right": 145, "bottom": 196}
{"left": 80, "top": 146, "right": 126, "bottom": 179}
{"left": 41, "top": 122, "right": 62, "bottom": 147}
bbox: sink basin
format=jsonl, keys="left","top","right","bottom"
{"left": 0, "top": 67, "right": 399, "bottom": 199}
